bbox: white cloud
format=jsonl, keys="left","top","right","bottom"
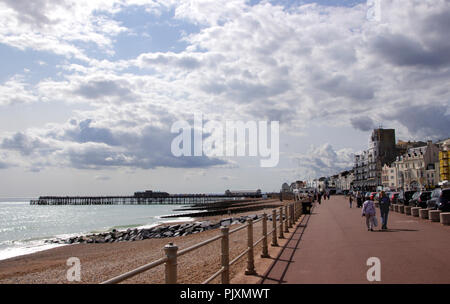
{"left": 1, "top": 0, "right": 449, "bottom": 181}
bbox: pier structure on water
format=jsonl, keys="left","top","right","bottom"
{"left": 30, "top": 192, "right": 262, "bottom": 206}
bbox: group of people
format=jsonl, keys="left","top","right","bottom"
{"left": 315, "top": 190, "right": 331, "bottom": 204}
{"left": 347, "top": 190, "right": 391, "bottom": 231}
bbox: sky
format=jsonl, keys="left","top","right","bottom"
{"left": 0, "top": 0, "right": 449, "bottom": 197}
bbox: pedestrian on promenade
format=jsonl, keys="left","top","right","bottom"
{"left": 379, "top": 191, "right": 390, "bottom": 230}
{"left": 349, "top": 193, "right": 353, "bottom": 208}
{"left": 356, "top": 191, "right": 363, "bottom": 208}
{"left": 318, "top": 192, "right": 322, "bottom": 204}
{"left": 362, "top": 194, "right": 377, "bottom": 231}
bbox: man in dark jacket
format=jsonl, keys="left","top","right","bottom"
{"left": 379, "top": 191, "right": 390, "bottom": 230}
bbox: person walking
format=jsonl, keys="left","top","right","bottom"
{"left": 379, "top": 191, "right": 390, "bottom": 230}
{"left": 349, "top": 192, "right": 353, "bottom": 208}
{"left": 356, "top": 191, "right": 363, "bottom": 208}
{"left": 318, "top": 192, "right": 322, "bottom": 204}
{"left": 362, "top": 194, "right": 377, "bottom": 231}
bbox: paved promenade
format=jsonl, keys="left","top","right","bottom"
{"left": 260, "top": 195, "right": 450, "bottom": 284}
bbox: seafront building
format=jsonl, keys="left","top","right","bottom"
{"left": 439, "top": 139, "right": 450, "bottom": 183}
{"left": 353, "top": 128, "right": 397, "bottom": 191}
{"left": 381, "top": 164, "right": 398, "bottom": 190}
{"left": 394, "top": 141, "right": 440, "bottom": 191}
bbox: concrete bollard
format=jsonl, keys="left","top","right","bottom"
{"left": 271, "top": 209, "right": 278, "bottom": 247}
{"left": 399, "top": 205, "right": 405, "bottom": 214}
{"left": 440, "top": 212, "right": 450, "bottom": 226}
{"left": 245, "top": 219, "right": 256, "bottom": 275}
{"left": 220, "top": 227, "right": 230, "bottom": 284}
{"left": 389, "top": 204, "right": 394, "bottom": 211}
{"left": 411, "top": 207, "right": 421, "bottom": 217}
{"left": 428, "top": 210, "right": 441, "bottom": 222}
{"left": 419, "top": 209, "right": 429, "bottom": 219}
{"left": 394, "top": 204, "right": 399, "bottom": 212}
{"left": 405, "top": 206, "right": 412, "bottom": 215}
{"left": 261, "top": 213, "right": 270, "bottom": 258}
{"left": 164, "top": 243, "right": 178, "bottom": 284}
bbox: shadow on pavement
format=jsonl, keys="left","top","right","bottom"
{"left": 258, "top": 204, "right": 315, "bottom": 284}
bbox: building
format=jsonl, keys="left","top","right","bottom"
{"left": 353, "top": 128, "right": 397, "bottom": 190}
{"left": 439, "top": 139, "right": 450, "bottom": 182}
{"left": 336, "top": 170, "right": 354, "bottom": 192}
{"left": 395, "top": 141, "right": 440, "bottom": 191}
{"left": 281, "top": 182, "right": 290, "bottom": 192}
{"left": 381, "top": 164, "right": 398, "bottom": 190}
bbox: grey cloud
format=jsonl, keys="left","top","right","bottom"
{"left": 371, "top": 33, "right": 450, "bottom": 68}
{"left": 0, "top": 161, "right": 11, "bottom": 169}
{"left": 74, "top": 80, "right": 135, "bottom": 101}
{"left": 383, "top": 104, "right": 450, "bottom": 140}
{"left": 140, "top": 53, "right": 202, "bottom": 70}
{"left": 350, "top": 116, "right": 375, "bottom": 132}
{"left": 2, "top": 0, "right": 61, "bottom": 27}
{"left": 64, "top": 119, "right": 119, "bottom": 146}
{"left": 63, "top": 124, "right": 227, "bottom": 170}
{"left": 201, "top": 77, "right": 291, "bottom": 103}
{"left": 1, "top": 132, "right": 48, "bottom": 156}
{"left": 316, "top": 74, "right": 374, "bottom": 101}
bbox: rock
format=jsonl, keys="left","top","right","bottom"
{"left": 220, "top": 218, "right": 232, "bottom": 226}
{"left": 163, "top": 231, "right": 173, "bottom": 238}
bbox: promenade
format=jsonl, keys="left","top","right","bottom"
{"left": 260, "top": 195, "right": 450, "bottom": 284}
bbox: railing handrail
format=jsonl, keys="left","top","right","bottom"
{"left": 101, "top": 199, "right": 308, "bottom": 284}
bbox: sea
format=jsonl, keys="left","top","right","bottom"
{"left": 0, "top": 198, "right": 197, "bottom": 261}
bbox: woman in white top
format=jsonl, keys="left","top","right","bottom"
{"left": 362, "top": 195, "right": 377, "bottom": 231}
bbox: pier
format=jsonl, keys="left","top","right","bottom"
{"left": 29, "top": 193, "right": 262, "bottom": 206}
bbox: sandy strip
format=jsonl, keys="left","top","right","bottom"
{"left": 0, "top": 200, "right": 301, "bottom": 284}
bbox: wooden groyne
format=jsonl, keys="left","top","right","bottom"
{"left": 30, "top": 193, "right": 262, "bottom": 206}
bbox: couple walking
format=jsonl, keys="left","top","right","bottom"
{"left": 361, "top": 191, "right": 390, "bottom": 231}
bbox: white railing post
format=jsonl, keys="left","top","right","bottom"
{"left": 245, "top": 219, "right": 256, "bottom": 275}
{"left": 221, "top": 226, "right": 230, "bottom": 284}
{"left": 164, "top": 243, "right": 178, "bottom": 284}
{"left": 261, "top": 213, "right": 270, "bottom": 258}
{"left": 272, "top": 209, "right": 278, "bottom": 246}
{"left": 279, "top": 207, "right": 285, "bottom": 239}
{"left": 284, "top": 205, "right": 289, "bottom": 233}
{"left": 288, "top": 204, "right": 293, "bottom": 228}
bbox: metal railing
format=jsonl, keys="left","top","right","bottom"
{"left": 101, "top": 199, "right": 306, "bottom": 284}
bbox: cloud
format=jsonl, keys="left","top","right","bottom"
{"left": 383, "top": 104, "right": 450, "bottom": 140}
{"left": 0, "top": 132, "right": 49, "bottom": 156}
{"left": 0, "top": 75, "right": 37, "bottom": 106}
{"left": 294, "top": 143, "right": 354, "bottom": 178}
{"left": 350, "top": 116, "right": 375, "bottom": 132}
{"left": 1, "top": 0, "right": 449, "bottom": 179}
{"left": 0, "top": 161, "right": 11, "bottom": 169}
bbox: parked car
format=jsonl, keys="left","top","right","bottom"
{"left": 389, "top": 192, "right": 399, "bottom": 204}
{"left": 426, "top": 188, "right": 442, "bottom": 209}
{"left": 409, "top": 191, "right": 432, "bottom": 208}
{"left": 369, "top": 192, "right": 377, "bottom": 200}
{"left": 437, "top": 188, "right": 450, "bottom": 212}
{"left": 398, "top": 190, "right": 416, "bottom": 205}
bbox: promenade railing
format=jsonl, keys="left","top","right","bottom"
{"left": 101, "top": 199, "right": 306, "bottom": 284}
